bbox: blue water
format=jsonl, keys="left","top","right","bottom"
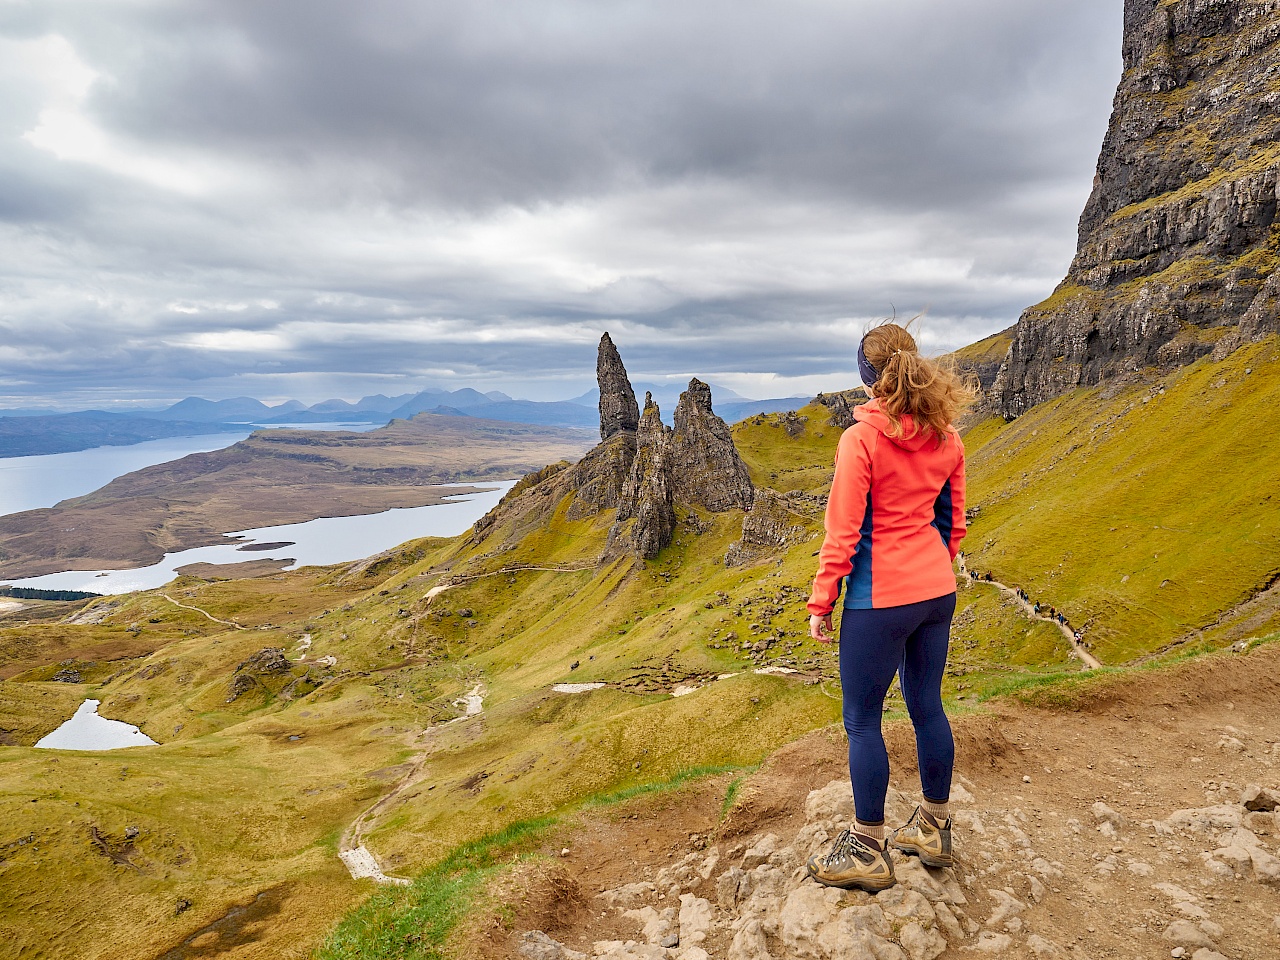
{"left": 3, "top": 480, "right": 514, "bottom": 595}
{"left": 35, "top": 699, "right": 158, "bottom": 751}
{"left": 0, "top": 422, "right": 379, "bottom": 517}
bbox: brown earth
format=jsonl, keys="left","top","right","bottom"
{"left": 478, "top": 642, "right": 1280, "bottom": 959}
{"left": 0, "top": 413, "right": 592, "bottom": 578}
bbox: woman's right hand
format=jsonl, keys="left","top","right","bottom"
{"left": 810, "top": 613, "right": 834, "bottom": 644}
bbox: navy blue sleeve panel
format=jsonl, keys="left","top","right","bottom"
{"left": 931, "top": 479, "right": 953, "bottom": 548}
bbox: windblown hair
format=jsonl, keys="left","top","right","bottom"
{"left": 861, "top": 321, "right": 976, "bottom": 443}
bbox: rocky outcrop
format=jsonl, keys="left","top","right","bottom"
{"left": 612, "top": 381, "right": 756, "bottom": 559}
{"left": 473, "top": 337, "right": 755, "bottom": 560}
{"left": 814, "top": 391, "right": 863, "bottom": 430}
{"left": 992, "top": 0, "right": 1280, "bottom": 417}
{"left": 725, "top": 490, "right": 807, "bottom": 567}
{"left": 615, "top": 395, "right": 676, "bottom": 560}
{"left": 668, "top": 380, "right": 755, "bottom": 514}
{"left": 226, "top": 647, "right": 291, "bottom": 702}
{"left": 598, "top": 333, "right": 641, "bottom": 440}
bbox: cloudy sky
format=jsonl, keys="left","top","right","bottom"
{"left": 0, "top": 0, "right": 1123, "bottom": 409}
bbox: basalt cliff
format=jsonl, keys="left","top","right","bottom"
{"left": 993, "top": 0, "right": 1280, "bottom": 417}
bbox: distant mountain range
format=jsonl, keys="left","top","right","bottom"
{"left": 0, "top": 383, "right": 811, "bottom": 458}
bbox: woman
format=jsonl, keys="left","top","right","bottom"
{"left": 805, "top": 321, "right": 973, "bottom": 892}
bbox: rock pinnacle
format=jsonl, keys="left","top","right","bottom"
{"left": 597, "top": 333, "right": 640, "bottom": 441}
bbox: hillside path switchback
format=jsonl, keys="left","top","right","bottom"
{"left": 955, "top": 557, "right": 1101, "bottom": 670}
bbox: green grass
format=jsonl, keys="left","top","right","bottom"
{"left": 8, "top": 344, "right": 1279, "bottom": 958}
{"left": 964, "top": 338, "right": 1280, "bottom": 661}
{"left": 316, "top": 765, "right": 746, "bottom": 960}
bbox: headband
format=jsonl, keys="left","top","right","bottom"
{"left": 857, "top": 339, "right": 879, "bottom": 388}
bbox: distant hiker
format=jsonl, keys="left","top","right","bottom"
{"left": 806, "top": 321, "right": 975, "bottom": 892}
{"left": 1033, "top": 603, "right": 1040, "bottom": 615}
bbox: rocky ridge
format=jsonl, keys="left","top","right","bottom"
{"left": 993, "top": 0, "right": 1280, "bottom": 417}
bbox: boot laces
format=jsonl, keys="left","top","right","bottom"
{"left": 824, "top": 828, "right": 873, "bottom": 867}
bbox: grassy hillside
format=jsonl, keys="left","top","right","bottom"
{"left": 12, "top": 343, "right": 1267, "bottom": 956}
{"left": 0, "top": 398, "right": 1086, "bottom": 960}
{"left": 962, "top": 336, "right": 1280, "bottom": 662}
{"left": 23, "top": 333, "right": 1280, "bottom": 957}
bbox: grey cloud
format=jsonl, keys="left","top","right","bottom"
{"left": 0, "top": 1, "right": 1123, "bottom": 407}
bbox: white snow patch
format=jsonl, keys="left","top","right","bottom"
{"left": 456, "top": 683, "right": 485, "bottom": 716}
{"left": 552, "top": 682, "right": 606, "bottom": 694}
{"left": 672, "top": 684, "right": 700, "bottom": 697}
{"left": 754, "top": 666, "right": 799, "bottom": 676}
{"left": 339, "top": 845, "right": 410, "bottom": 886}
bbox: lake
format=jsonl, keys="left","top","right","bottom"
{"left": 2, "top": 480, "right": 514, "bottom": 595}
{"left": 35, "top": 699, "right": 159, "bottom": 751}
{"left": 0, "top": 422, "right": 380, "bottom": 518}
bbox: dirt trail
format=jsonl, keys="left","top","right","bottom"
{"left": 956, "top": 556, "right": 1101, "bottom": 670}
{"left": 158, "top": 594, "right": 246, "bottom": 630}
{"left": 489, "top": 642, "right": 1280, "bottom": 960}
{"left": 338, "top": 683, "right": 486, "bottom": 885}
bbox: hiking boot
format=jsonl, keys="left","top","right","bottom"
{"left": 806, "top": 828, "right": 896, "bottom": 892}
{"left": 890, "top": 806, "right": 953, "bottom": 868}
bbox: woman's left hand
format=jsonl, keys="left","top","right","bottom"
{"left": 810, "top": 613, "right": 834, "bottom": 644}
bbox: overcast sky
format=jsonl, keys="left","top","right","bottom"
{"left": 0, "top": 0, "right": 1123, "bottom": 408}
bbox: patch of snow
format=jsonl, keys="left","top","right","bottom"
{"left": 293, "top": 633, "right": 312, "bottom": 660}
{"left": 552, "top": 682, "right": 606, "bottom": 694}
{"left": 672, "top": 684, "right": 700, "bottom": 697}
{"left": 456, "top": 683, "right": 484, "bottom": 716}
{"left": 754, "top": 666, "right": 799, "bottom": 676}
{"left": 339, "top": 845, "right": 410, "bottom": 886}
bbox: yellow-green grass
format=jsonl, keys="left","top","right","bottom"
{"left": 733, "top": 404, "right": 843, "bottom": 493}
{"left": 0, "top": 677, "right": 423, "bottom": 960}
{"left": 0, "top": 391, "right": 1138, "bottom": 959}
{"left": 949, "top": 328, "right": 1013, "bottom": 370}
{"left": 963, "top": 337, "right": 1280, "bottom": 662}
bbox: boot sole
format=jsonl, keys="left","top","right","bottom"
{"left": 891, "top": 843, "right": 953, "bottom": 869}
{"left": 806, "top": 863, "right": 896, "bottom": 892}
{"left": 808, "top": 872, "right": 897, "bottom": 892}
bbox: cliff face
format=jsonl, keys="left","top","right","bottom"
{"left": 993, "top": 0, "right": 1280, "bottom": 417}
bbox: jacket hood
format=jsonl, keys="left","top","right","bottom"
{"left": 854, "top": 398, "right": 946, "bottom": 451}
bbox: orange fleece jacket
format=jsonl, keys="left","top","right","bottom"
{"left": 808, "top": 398, "right": 966, "bottom": 614}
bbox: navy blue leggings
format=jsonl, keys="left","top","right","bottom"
{"left": 839, "top": 593, "right": 956, "bottom": 825}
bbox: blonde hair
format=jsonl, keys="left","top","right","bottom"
{"left": 861, "top": 320, "right": 976, "bottom": 443}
